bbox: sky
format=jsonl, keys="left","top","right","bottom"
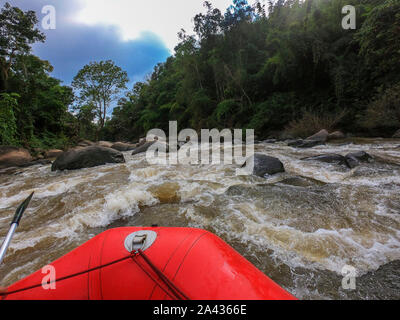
{"left": 6, "top": 0, "right": 261, "bottom": 85}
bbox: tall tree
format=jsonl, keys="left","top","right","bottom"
{"left": 0, "top": 2, "right": 45, "bottom": 91}
{"left": 72, "top": 60, "right": 129, "bottom": 139}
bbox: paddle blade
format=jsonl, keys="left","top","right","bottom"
{"left": 11, "top": 192, "right": 34, "bottom": 226}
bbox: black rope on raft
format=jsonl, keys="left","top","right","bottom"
{"left": 0, "top": 250, "right": 190, "bottom": 300}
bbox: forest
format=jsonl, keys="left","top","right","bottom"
{"left": 0, "top": 0, "right": 399, "bottom": 151}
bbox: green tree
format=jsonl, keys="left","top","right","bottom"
{"left": 72, "top": 60, "right": 129, "bottom": 139}
{"left": 0, "top": 2, "right": 45, "bottom": 91}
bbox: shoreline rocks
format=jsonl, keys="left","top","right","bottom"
{"left": 0, "top": 146, "right": 33, "bottom": 168}
{"left": 306, "top": 129, "right": 329, "bottom": 143}
{"left": 77, "top": 140, "right": 95, "bottom": 147}
{"left": 111, "top": 142, "right": 137, "bottom": 152}
{"left": 44, "top": 149, "right": 63, "bottom": 159}
{"left": 51, "top": 146, "right": 125, "bottom": 171}
{"left": 96, "top": 141, "right": 114, "bottom": 148}
{"left": 328, "top": 131, "right": 346, "bottom": 140}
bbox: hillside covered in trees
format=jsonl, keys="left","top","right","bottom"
{"left": 1, "top": 0, "right": 399, "bottom": 151}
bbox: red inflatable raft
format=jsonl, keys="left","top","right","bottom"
{"left": 2, "top": 227, "right": 295, "bottom": 300}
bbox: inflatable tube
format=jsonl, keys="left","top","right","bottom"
{"left": 2, "top": 227, "right": 296, "bottom": 300}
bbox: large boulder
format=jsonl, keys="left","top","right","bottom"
{"left": 111, "top": 142, "right": 137, "bottom": 152}
{"left": 0, "top": 146, "right": 32, "bottom": 168}
{"left": 302, "top": 154, "right": 347, "bottom": 165}
{"left": 131, "top": 141, "right": 157, "bottom": 156}
{"left": 328, "top": 131, "right": 346, "bottom": 140}
{"left": 306, "top": 129, "right": 329, "bottom": 142}
{"left": 51, "top": 146, "right": 125, "bottom": 171}
{"left": 393, "top": 130, "right": 400, "bottom": 138}
{"left": 242, "top": 153, "right": 285, "bottom": 177}
{"left": 45, "top": 149, "right": 64, "bottom": 159}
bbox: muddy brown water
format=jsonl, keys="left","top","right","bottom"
{"left": 0, "top": 138, "right": 399, "bottom": 299}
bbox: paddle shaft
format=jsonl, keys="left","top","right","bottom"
{"left": 0, "top": 223, "right": 18, "bottom": 265}
{"left": 0, "top": 192, "right": 34, "bottom": 265}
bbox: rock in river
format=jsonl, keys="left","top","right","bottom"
{"left": 131, "top": 141, "right": 157, "bottom": 155}
{"left": 242, "top": 153, "right": 285, "bottom": 177}
{"left": 51, "top": 146, "right": 125, "bottom": 171}
{"left": 344, "top": 151, "right": 373, "bottom": 169}
{"left": 288, "top": 139, "right": 324, "bottom": 148}
{"left": 302, "top": 154, "right": 347, "bottom": 165}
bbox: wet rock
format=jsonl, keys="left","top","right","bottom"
{"left": 392, "top": 129, "right": 400, "bottom": 138}
{"left": 288, "top": 139, "right": 324, "bottom": 148}
{"left": 302, "top": 154, "right": 347, "bottom": 165}
{"left": 344, "top": 151, "right": 372, "bottom": 169}
{"left": 0, "top": 146, "right": 32, "bottom": 168}
{"left": 344, "top": 156, "right": 359, "bottom": 169}
{"left": 44, "top": 149, "right": 63, "bottom": 159}
{"left": 51, "top": 146, "right": 125, "bottom": 171}
{"left": 131, "top": 141, "right": 157, "bottom": 155}
{"left": 345, "top": 151, "right": 372, "bottom": 162}
{"left": 242, "top": 153, "right": 285, "bottom": 177}
{"left": 96, "top": 141, "right": 114, "bottom": 148}
{"left": 328, "top": 131, "right": 346, "bottom": 140}
{"left": 111, "top": 142, "right": 137, "bottom": 152}
{"left": 287, "top": 139, "right": 304, "bottom": 147}
{"left": 306, "top": 129, "right": 329, "bottom": 142}
{"left": 297, "top": 140, "right": 325, "bottom": 148}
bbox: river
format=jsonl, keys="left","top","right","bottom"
{"left": 0, "top": 138, "right": 399, "bottom": 299}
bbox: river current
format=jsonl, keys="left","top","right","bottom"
{"left": 0, "top": 138, "right": 399, "bottom": 299}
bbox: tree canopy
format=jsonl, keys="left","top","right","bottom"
{"left": 104, "top": 0, "right": 400, "bottom": 141}
{"left": 0, "top": 0, "right": 399, "bottom": 152}
{"left": 72, "top": 60, "right": 129, "bottom": 137}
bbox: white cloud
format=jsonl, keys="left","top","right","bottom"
{"left": 75, "top": 0, "right": 259, "bottom": 52}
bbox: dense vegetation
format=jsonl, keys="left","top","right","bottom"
{"left": 104, "top": 0, "right": 400, "bottom": 141}
{"left": 1, "top": 0, "right": 399, "bottom": 151}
